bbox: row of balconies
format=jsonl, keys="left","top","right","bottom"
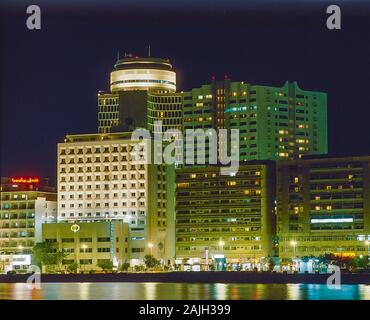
{"left": 176, "top": 203, "right": 262, "bottom": 210}
{"left": 176, "top": 212, "right": 261, "bottom": 217}
{"left": 309, "top": 197, "right": 363, "bottom": 202}
{"left": 175, "top": 184, "right": 263, "bottom": 192}
{"left": 0, "top": 217, "right": 35, "bottom": 222}
{"left": 59, "top": 165, "right": 146, "bottom": 172}
{"left": 175, "top": 193, "right": 262, "bottom": 200}
{"left": 175, "top": 229, "right": 261, "bottom": 234}
{"left": 0, "top": 227, "right": 34, "bottom": 235}
{"left": 60, "top": 203, "right": 146, "bottom": 209}
{"left": 0, "top": 204, "right": 35, "bottom": 210}
{"left": 0, "top": 197, "right": 36, "bottom": 202}
{"left": 0, "top": 233, "right": 34, "bottom": 238}
{"left": 59, "top": 186, "right": 147, "bottom": 192}
{"left": 310, "top": 166, "right": 363, "bottom": 173}
{"left": 279, "top": 246, "right": 367, "bottom": 253}
{"left": 176, "top": 246, "right": 262, "bottom": 252}
{"left": 59, "top": 147, "right": 137, "bottom": 155}
{"left": 309, "top": 208, "right": 363, "bottom": 213}
{"left": 176, "top": 238, "right": 262, "bottom": 243}
{"left": 175, "top": 221, "right": 261, "bottom": 227}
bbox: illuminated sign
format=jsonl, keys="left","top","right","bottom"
{"left": 71, "top": 224, "right": 80, "bottom": 233}
{"left": 12, "top": 255, "right": 31, "bottom": 266}
{"left": 311, "top": 218, "right": 353, "bottom": 224}
{"left": 11, "top": 177, "right": 40, "bottom": 184}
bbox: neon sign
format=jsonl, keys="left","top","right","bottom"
{"left": 11, "top": 177, "right": 40, "bottom": 184}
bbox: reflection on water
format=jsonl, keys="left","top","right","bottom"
{"left": 0, "top": 282, "right": 368, "bottom": 300}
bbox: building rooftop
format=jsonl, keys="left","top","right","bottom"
{"left": 62, "top": 131, "right": 140, "bottom": 143}
{"left": 114, "top": 56, "right": 173, "bottom": 71}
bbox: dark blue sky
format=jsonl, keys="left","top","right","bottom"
{"left": 1, "top": 1, "right": 370, "bottom": 185}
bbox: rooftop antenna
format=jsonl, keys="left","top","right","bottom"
{"left": 116, "top": 50, "right": 120, "bottom": 61}
{"left": 148, "top": 45, "right": 151, "bottom": 57}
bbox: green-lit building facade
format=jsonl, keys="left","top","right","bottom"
{"left": 182, "top": 79, "right": 327, "bottom": 163}
{"left": 277, "top": 156, "right": 370, "bottom": 268}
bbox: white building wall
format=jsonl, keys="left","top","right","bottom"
{"left": 34, "top": 198, "right": 57, "bottom": 243}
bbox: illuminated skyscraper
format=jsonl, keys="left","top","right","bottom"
{"left": 182, "top": 79, "right": 327, "bottom": 162}
{"left": 57, "top": 132, "right": 175, "bottom": 265}
{"left": 98, "top": 55, "right": 327, "bottom": 163}
{"left": 98, "top": 55, "right": 180, "bottom": 133}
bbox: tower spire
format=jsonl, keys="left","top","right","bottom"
{"left": 148, "top": 45, "right": 151, "bottom": 57}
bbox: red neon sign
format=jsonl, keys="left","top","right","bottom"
{"left": 11, "top": 177, "right": 40, "bottom": 184}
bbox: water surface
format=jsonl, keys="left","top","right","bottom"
{"left": 0, "top": 283, "right": 369, "bottom": 300}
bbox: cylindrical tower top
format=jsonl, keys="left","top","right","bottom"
{"left": 110, "top": 56, "right": 176, "bottom": 93}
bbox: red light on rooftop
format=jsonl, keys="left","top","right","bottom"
{"left": 211, "top": 75, "right": 216, "bottom": 80}
{"left": 11, "top": 177, "right": 40, "bottom": 184}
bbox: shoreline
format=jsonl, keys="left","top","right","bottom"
{"left": 0, "top": 272, "right": 369, "bottom": 285}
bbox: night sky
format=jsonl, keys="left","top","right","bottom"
{"left": 1, "top": 1, "right": 370, "bottom": 185}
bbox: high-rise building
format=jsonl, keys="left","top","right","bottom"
{"left": 175, "top": 162, "right": 275, "bottom": 271}
{"left": 147, "top": 91, "right": 183, "bottom": 134}
{"left": 0, "top": 177, "right": 57, "bottom": 273}
{"left": 97, "top": 92, "right": 120, "bottom": 134}
{"left": 42, "top": 221, "right": 129, "bottom": 272}
{"left": 98, "top": 56, "right": 178, "bottom": 133}
{"left": 98, "top": 56, "right": 327, "bottom": 163}
{"left": 277, "top": 156, "right": 370, "bottom": 268}
{"left": 182, "top": 79, "right": 327, "bottom": 163}
{"left": 57, "top": 132, "right": 175, "bottom": 265}
{"left": 110, "top": 56, "right": 176, "bottom": 93}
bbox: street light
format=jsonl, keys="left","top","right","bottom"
{"left": 290, "top": 240, "right": 298, "bottom": 272}
{"left": 148, "top": 242, "right": 154, "bottom": 256}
